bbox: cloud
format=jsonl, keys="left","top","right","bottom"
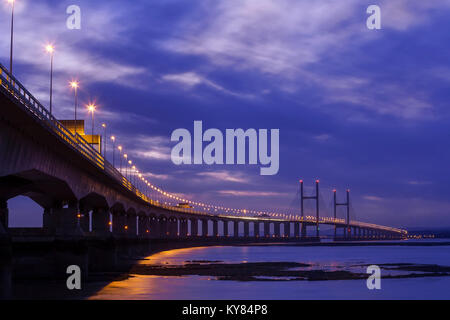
{"left": 159, "top": 0, "right": 450, "bottom": 119}
{"left": 161, "top": 72, "right": 253, "bottom": 98}
{"left": 363, "top": 195, "right": 384, "bottom": 201}
{"left": 217, "top": 190, "right": 287, "bottom": 197}
{"left": 197, "top": 171, "right": 248, "bottom": 183}
{"left": 0, "top": 1, "right": 147, "bottom": 94}
{"left": 408, "top": 181, "right": 432, "bottom": 186}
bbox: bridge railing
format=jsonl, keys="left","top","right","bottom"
{"left": 0, "top": 64, "right": 191, "bottom": 212}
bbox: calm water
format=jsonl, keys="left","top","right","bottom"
{"left": 90, "top": 241, "right": 450, "bottom": 300}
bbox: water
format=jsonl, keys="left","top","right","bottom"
{"left": 90, "top": 241, "right": 450, "bottom": 300}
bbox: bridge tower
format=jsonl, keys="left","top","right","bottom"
{"left": 333, "top": 189, "right": 350, "bottom": 238}
{"left": 300, "top": 180, "right": 320, "bottom": 238}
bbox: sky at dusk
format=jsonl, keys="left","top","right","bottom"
{"left": 1, "top": 0, "right": 450, "bottom": 228}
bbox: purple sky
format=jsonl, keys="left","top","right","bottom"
{"left": 2, "top": 0, "right": 450, "bottom": 229}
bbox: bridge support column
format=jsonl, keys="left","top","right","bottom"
{"left": 213, "top": 220, "right": 219, "bottom": 237}
{"left": 223, "top": 220, "right": 229, "bottom": 237}
{"left": 191, "top": 219, "right": 198, "bottom": 237}
{"left": 180, "top": 219, "right": 188, "bottom": 237}
{"left": 79, "top": 208, "right": 90, "bottom": 234}
{"left": 284, "top": 222, "right": 290, "bottom": 238}
{"left": 264, "top": 222, "right": 270, "bottom": 238}
{"left": 254, "top": 222, "right": 260, "bottom": 238}
{"left": 92, "top": 207, "right": 110, "bottom": 237}
{"left": 126, "top": 213, "right": 137, "bottom": 237}
{"left": 244, "top": 222, "right": 249, "bottom": 238}
{"left": 294, "top": 222, "right": 300, "bottom": 238}
{"left": 138, "top": 215, "right": 150, "bottom": 237}
{"left": 168, "top": 218, "right": 177, "bottom": 237}
{"left": 202, "top": 219, "right": 208, "bottom": 237}
{"left": 0, "top": 235, "right": 11, "bottom": 299}
{"left": 149, "top": 216, "right": 159, "bottom": 238}
{"left": 159, "top": 216, "right": 168, "bottom": 237}
{"left": 234, "top": 221, "right": 239, "bottom": 238}
{"left": 112, "top": 209, "right": 126, "bottom": 236}
{"left": 274, "top": 222, "right": 280, "bottom": 238}
{"left": 0, "top": 199, "right": 8, "bottom": 233}
{"left": 301, "top": 223, "right": 306, "bottom": 238}
{"left": 53, "top": 201, "right": 83, "bottom": 237}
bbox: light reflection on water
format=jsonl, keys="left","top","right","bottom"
{"left": 90, "top": 243, "right": 450, "bottom": 300}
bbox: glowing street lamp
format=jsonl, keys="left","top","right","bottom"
{"left": 70, "top": 81, "right": 79, "bottom": 135}
{"left": 118, "top": 146, "right": 123, "bottom": 171}
{"left": 111, "top": 136, "right": 116, "bottom": 166}
{"left": 87, "top": 104, "right": 96, "bottom": 143}
{"left": 7, "top": 0, "right": 15, "bottom": 77}
{"left": 101, "top": 123, "right": 107, "bottom": 156}
{"left": 127, "top": 160, "right": 132, "bottom": 180}
{"left": 45, "top": 44, "right": 55, "bottom": 114}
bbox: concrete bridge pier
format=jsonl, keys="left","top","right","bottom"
{"left": 274, "top": 222, "right": 281, "bottom": 238}
{"left": 79, "top": 208, "right": 90, "bottom": 234}
{"left": 0, "top": 237, "right": 11, "bottom": 300}
{"left": 264, "top": 222, "right": 270, "bottom": 238}
{"left": 234, "top": 221, "right": 239, "bottom": 238}
{"left": 202, "top": 219, "right": 208, "bottom": 237}
{"left": 168, "top": 217, "right": 177, "bottom": 237}
{"left": 294, "top": 223, "right": 300, "bottom": 238}
{"left": 301, "top": 223, "right": 306, "bottom": 238}
{"left": 180, "top": 218, "right": 188, "bottom": 238}
{"left": 138, "top": 214, "right": 149, "bottom": 237}
{"left": 92, "top": 207, "right": 110, "bottom": 237}
{"left": 0, "top": 199, "right": 8, "bottom": 232}
{"left": 213, "top": 220, "right": 219, "bottom": 237}
{"left": 191, "top": 219, "right": 198, "bottom": 237}
{"left": 126, "top": 212, "right": 137, "bottom": 238}
{"left": 53, "top": 201, "right": 84, "bottom": 237}
{"left": 254, "top": 222, "right": 260, "bottom": 238}
{"left": 223, "top": 220, "right": 229, "bottom": 237}
{"left": 244, "top": 222, "right": 249, "bottom": 238}
{"left": 112, "top": 209, "right": 126, "bottom": 237}
{"left": 0, "top": 211, "right": 11, "bottom": 299}
{"left": 284, "top": 222, "right": 290, "bottom": 238}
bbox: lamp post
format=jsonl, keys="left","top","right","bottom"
{"left": 111, "top": 136, "right": 116, "bottom": 166}
{"left": 118, "top": 146, "right": 123, "bottom": 172}
{"left": 8, "top": 0, "right": 15, "bottom": 77}
{"left": 70, "top": 81, "right": 79, "bottom": 135}
{"left": 128, "top": 160, "right": 132, "bottom": 181}
{"left": 123, "top": 154, "right": 128, "bottom": 176}
{"left": 45, "top": 44, "right": 55, "bottom": 114}
{"left": 132, "top": 165, "right": 136, "bottom": 186}
{"left": 102, "top": 123, "right": 107, "bottom": 156}
{"left": 87, "top": 104, "right": 96, "bottom": 148}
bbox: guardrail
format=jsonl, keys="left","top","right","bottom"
{"left": 0, "top": 64, "right": 406, "bottom": 235}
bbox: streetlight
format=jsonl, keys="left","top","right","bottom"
{"left": 102, "top": 123, "right": 107, "bottom": 156}
{"left": 7, "top": 0, "right": 15, "bottom": 77}
{"left": 118, "top": 146, "right": 123, "bottom": 172}
{"left": 128, "top": 160, "right": 132, "bottom": 180}
{"left": 123, "top": 154, "right": 128, "bottom": 176}
{"left": 45, "top": 44, "right": 55, "bottom": 114}
{"left": 110, "top": 136, "right": 116, "bottom": 166}
{"left": 132, "top": 165, "right": 136, "bottom": 185}
{"left": 87, "top": 104, "right": 96, "bottom": 147}
{"left": 70, "top": 81, "right": 79, "bottom": 135}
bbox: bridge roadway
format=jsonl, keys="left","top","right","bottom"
{"left": 0, "top": 65, "right": 406, "bottom": 298}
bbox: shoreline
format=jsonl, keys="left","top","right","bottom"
{"left": 11, "top": 239, "right": 450, "bottom": 300}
